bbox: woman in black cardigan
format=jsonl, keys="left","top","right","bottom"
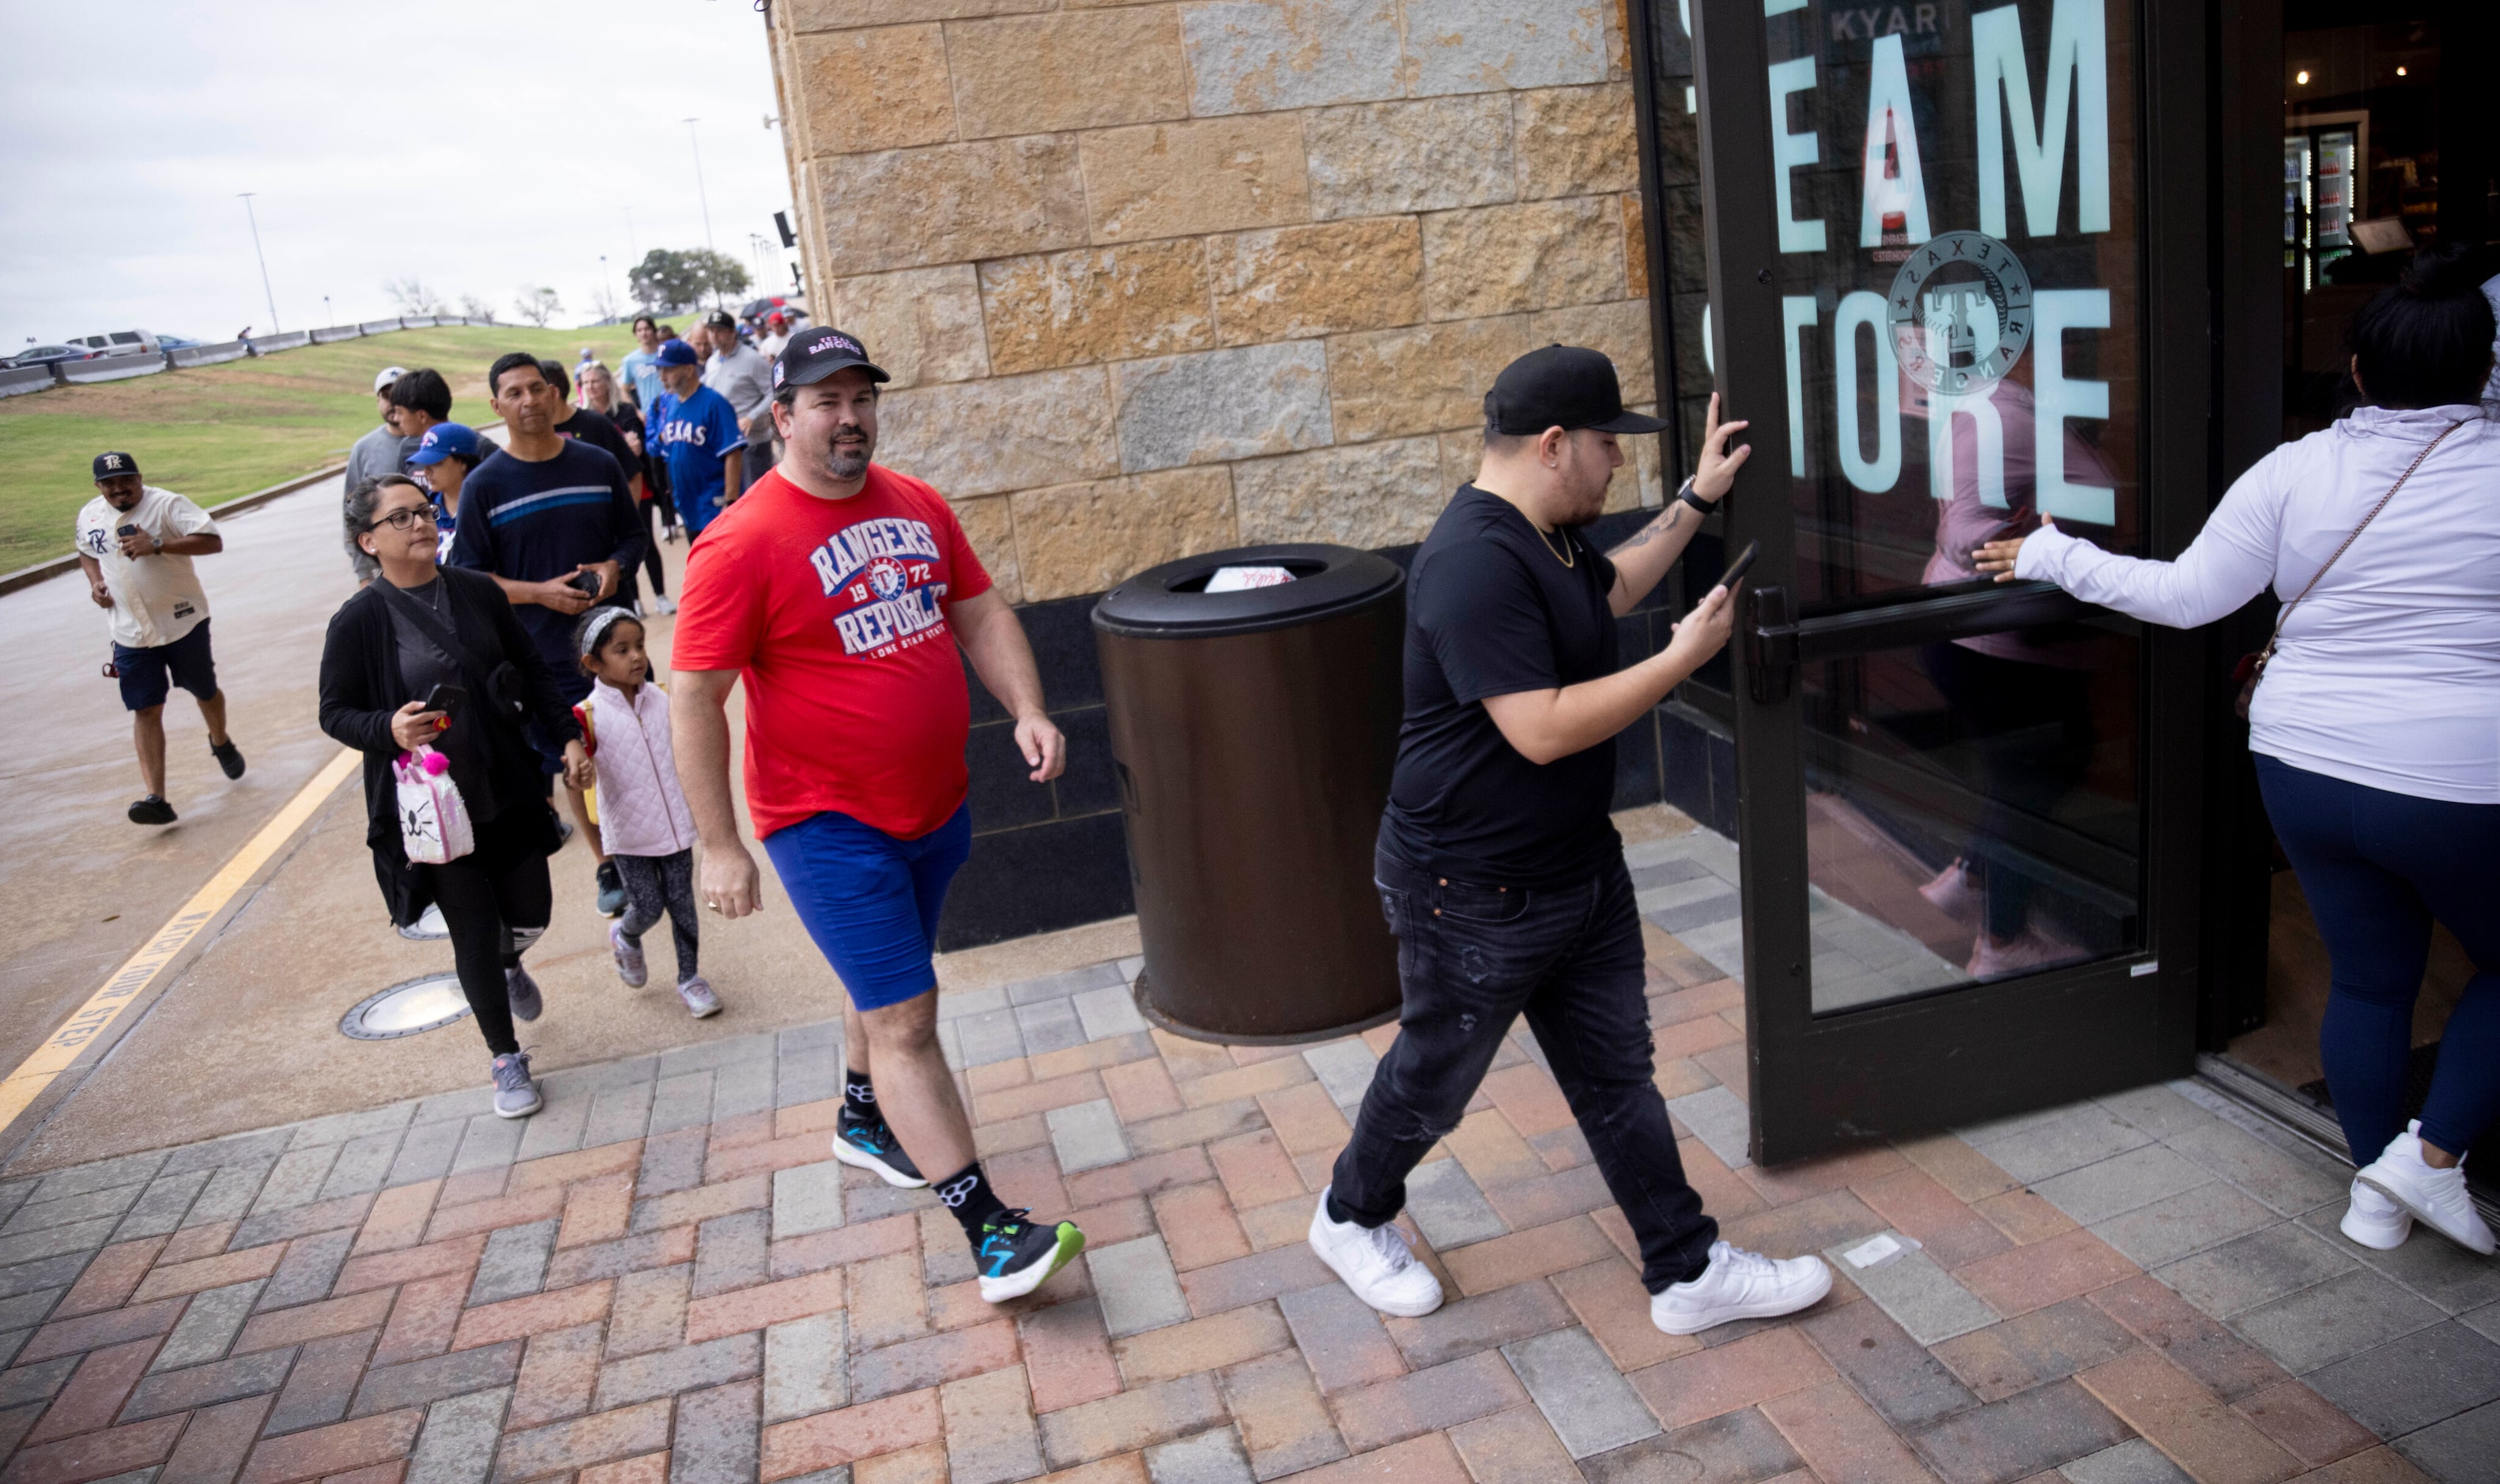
{"left": 320, "top": 474, "right": 594, "bottom": 1117}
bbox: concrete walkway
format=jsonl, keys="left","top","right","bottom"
{"left": 0, "top": 825, "right": 2487, "bottom": 1484}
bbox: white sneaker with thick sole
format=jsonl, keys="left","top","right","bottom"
{"left": 1651, "top": 1240, "right": 1833, "bottom": 1335}
{"left": 1308, "top": 1189, "right": 1442, "bottom": 1317}
{"left": 2356, "top": 1121, "right": 2495, "bottom": 1256}
{"left": 2338, "top": 1177, "right": 2412, "bottom": 1251}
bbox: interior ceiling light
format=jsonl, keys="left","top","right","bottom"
{"left": 2396, "top": 66, "right": 2408, "bottom": 76}
{"left": 2296, "top": 70, "right": 2310, "bottom": 85}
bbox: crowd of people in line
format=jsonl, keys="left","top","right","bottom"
{"left": 63, "top": 246, "right": 2498, "bottom": 1323}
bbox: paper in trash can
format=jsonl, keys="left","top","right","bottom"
{"left": 1203, "top": 565, "right": 1297, "bottom": 593}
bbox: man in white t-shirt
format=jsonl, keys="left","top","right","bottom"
{"left": 73, "top": 451, "right": 247, "bottom": 825}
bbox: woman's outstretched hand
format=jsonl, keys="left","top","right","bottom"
{"left": 1974, "top": 517, "right": 2055, "bottom": 582}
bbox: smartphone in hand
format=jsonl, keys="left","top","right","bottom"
{"left": 1710, "top": 539, "right": 1759, "bottom": 596}
{"left": 420, "top": 683, "right": 467, "bottom": 721}
{"left": 568, "top": 570, "right": 603, "bottom": 598}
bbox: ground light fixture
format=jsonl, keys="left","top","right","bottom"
{"left": 340, "top": 974, "right": 473, "bottom": 1040}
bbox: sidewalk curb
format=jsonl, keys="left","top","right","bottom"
{"left": 0, "top": 420, "right": 506, "bottom": 600}
{"left": 0, "top": 461, "right": 348, "bottom": 599}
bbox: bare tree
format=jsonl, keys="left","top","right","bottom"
{"left": 458, "top": 294, "right": 496, "bottom": 325}
{"left": 512, "top": 287, "right": 563, "bottom": 328}
{"left": 383, "top": 277, "right": 445, "bottom": 315}
{"left": 588, "top": 281, "right": 624, "bottom": 325}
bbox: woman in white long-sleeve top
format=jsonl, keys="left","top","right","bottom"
{"left": 1977, "top": 246, "right": 2500, "bottom": 1259}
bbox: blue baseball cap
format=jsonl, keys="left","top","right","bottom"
{"left": 655, "top": 338, "right": 702, "bottom": 367}
{"left": 405, "top": 423, "right": 481, "bottom": 467}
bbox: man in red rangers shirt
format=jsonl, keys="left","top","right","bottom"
{"left": 670, "top": 327, "right": 1082, "bottom": 1302}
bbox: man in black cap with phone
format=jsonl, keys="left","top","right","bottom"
{"left": 74, "top": 450, "right": 246, "bottom": 824}
{"left": 1307, "top": 345, "right": 1837, "bottom": 1337}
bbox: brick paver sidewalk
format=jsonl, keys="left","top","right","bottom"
{"left": 0, "top": 908, "right": 2485, "bottom": 1484}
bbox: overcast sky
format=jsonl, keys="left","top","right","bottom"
{"left": 0, "top": 0, "right": 798, "bottom": 346}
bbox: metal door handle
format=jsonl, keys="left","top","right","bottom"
{"left": 1744, "top": 586, "right": 1797, "bottom": 702}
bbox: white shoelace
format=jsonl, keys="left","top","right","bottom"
{"left": 1359, "top": 1222, "right": 1420, "bottom": 1276}
{"left": 1708, "top": 1241, "right": 1778, "bottom": 1282}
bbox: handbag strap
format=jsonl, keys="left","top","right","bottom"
{"left": 2255, "top": 417, "right": 2464, "bottom": 661}
{"left": 375, "top": 576, "right": 511, "bottom": 710}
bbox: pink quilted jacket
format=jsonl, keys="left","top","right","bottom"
{"left": 582, "top": 679, "right": 697, "bottom": 859}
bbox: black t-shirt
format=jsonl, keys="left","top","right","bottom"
{"left": 555, "top": 406, "right": 638, "bottom": 484}
{"left": 1379, "top": 484, "right": 1623, "bottom": 887}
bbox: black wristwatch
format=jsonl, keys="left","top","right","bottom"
{"left": 1674, "top": 476, "right": 1717, "bottom": 517}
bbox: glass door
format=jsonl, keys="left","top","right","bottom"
{"left": 1683, "top": 0, "right": 2212, "bottom": 1162}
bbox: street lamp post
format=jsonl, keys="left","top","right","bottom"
{"left": 238, "top": 193, "right": 280, "bottom": 333}
{"left": 684, "top": 119, "right": 718, "bottom": 307}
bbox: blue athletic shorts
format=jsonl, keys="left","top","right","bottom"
{"left": 764, "top": 803, "right": 972, "bottom": 1011}
{"left": 114, "top": 619, "right": 218, "bottom": 712}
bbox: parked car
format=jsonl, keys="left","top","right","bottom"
{"left": 5, "top": 345, "right": 97, "bottom": 370}
{"left": 156, "top": 333, "right": 202, "bottom": 350}
{"left": 68, "top": 329, "right": 160, "bottom": 356}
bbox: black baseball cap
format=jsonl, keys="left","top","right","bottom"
{"left": 93, "top": 450, "right": 140, "bottom": 480}
{"left": 773, "top": 326, "right": 889, "bottom": 394}
{"left": 1484, "top": 345, "right": 1668, "bottom": 436}
{"left": 703, "top": 309, "right": 738, "bottom": 331}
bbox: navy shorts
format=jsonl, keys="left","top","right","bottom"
{"left": 114, "top": 620, "right": 218, "bottom": 712}
{"left": 764, "top": 804, "right": 972, "bottom": 1011}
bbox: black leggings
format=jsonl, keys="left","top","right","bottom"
{"left": 617, "top": 849, "right": 699, "bottom": 982}
{"left": 424, "top": 808, "right": 553, "bottom": 1057}
{"left": 638, "top": 501, "right": 669, "bottom": 597}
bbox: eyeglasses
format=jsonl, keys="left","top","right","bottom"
{"left": 367, "top": 507, "right": 439, "bottom": 533}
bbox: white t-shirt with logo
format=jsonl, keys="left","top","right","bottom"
{"left": 74, "top": 484, "right": 217, "bottom": 649}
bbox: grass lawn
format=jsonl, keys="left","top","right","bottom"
{"left": 0, "top": 324, "right": 643, "bottom": 573}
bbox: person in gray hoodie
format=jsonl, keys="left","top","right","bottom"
{"left": 341, "top": 365, "right": 410, "bottom": 582}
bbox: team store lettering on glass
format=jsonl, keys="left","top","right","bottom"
{"left": 1699, "top": 0, "right": 2123, "bottom": 524}
{"left": 809, "top": 517, "right": 952, "bottom": 658}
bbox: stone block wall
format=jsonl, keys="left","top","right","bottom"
{"left": 763, "top": 0, "right": 1668, "bottom": 608}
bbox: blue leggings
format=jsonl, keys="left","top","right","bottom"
{"left": 2255, "top": 754, "right": 2500, "bottom": 1165}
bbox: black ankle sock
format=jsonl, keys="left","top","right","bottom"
{"left": 934, "top": 1161, "right": 1009, "bottom": 1238}
{"left": 843, "top": 1069, "right": 877, "bottom": 1120}
{"left": 1325, "top": 1191, "right": 1371, "bottom": 1227}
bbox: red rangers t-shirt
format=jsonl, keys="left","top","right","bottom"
{"left": 671, "top": 465, "right": 993, "bottom": 839}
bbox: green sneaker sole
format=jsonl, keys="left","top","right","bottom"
{"left": 979, "top": 1222, "right": 1085, "bottom": 1304}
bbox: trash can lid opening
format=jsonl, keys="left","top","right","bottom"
{"left": 1092, "top": 543, "right": 1403, "bottom": 638}
{"left": 1171, "top": 559, "right": 1324, "bottom": 593}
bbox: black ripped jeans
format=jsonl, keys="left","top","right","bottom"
{"left": 1329, "top": 849, "right": 1719, "bottom": 1292}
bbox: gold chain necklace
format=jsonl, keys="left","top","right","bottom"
{"left": 1535, "top": 524, "right": 1575, "bottom": 569}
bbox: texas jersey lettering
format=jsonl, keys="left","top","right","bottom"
{"left": 811, "top": 516, "right": 951, "bottom": 658}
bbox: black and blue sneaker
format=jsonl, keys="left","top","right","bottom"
{"left": 975, "top": 1209, "right": 1085, "bottom": 1304}
{"left": 831, "top": 1107, "right": 927, "bottom": 1188}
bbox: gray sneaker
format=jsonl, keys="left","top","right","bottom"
{"left": 491, "top": 1053, "right": 541, "bottom": 1118}
{"left": 677, "top": 976, "right": 722, "bottom": 1019}
{"left": 507, "top": 964, "right": 543, "bottom": 1023}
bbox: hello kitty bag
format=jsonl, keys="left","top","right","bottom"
{"left": 394, "top": 745, "right": 475, "bottom": 864}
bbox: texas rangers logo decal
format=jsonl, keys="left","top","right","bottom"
{"left": 865, "top": 556, "right": 909, "bottom": 602}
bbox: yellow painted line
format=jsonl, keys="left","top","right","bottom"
{"left": 0, "top": 748, "right": 360, "bottom": 1132}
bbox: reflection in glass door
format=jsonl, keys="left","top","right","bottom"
{"left": 1673, "top": 0, "right": 2208, "bottom": 1161}
{"left": 1747, "top": 0, "right": 2148, "bottom": 1012}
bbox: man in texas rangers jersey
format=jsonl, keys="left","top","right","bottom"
{"left": 671, "top": 328, "right": 1084, "bottom": 1303}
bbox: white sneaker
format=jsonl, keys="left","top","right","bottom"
{"left": 2356, "top": 1121, "right": 2495, "bottom": 1255}
{"left": 1966, "top": 921, "right": 2087, "bottom": 979}
{"left": 1308, "top": 1189, "right": 1442, "bottom": 1317}
{"left": 2339, "top": 1177, "right": 2412, "bottom": 1251}
{"left": 1651, "top": 1240, "right": 1833, "bottom": 1335}
{"left": 649, "top": 594, "right": 678, "bottom": 615}
{"left": 1918, "top": 860, "right": 1978, "bottom": 925}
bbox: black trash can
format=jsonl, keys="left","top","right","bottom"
{"left": 1093, "top": 543, "right": 1406, "bottom": 1044}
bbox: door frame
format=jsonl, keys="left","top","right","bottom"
{"left": 1677, "top": 0, "right": 2217, "bottom": 1163}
